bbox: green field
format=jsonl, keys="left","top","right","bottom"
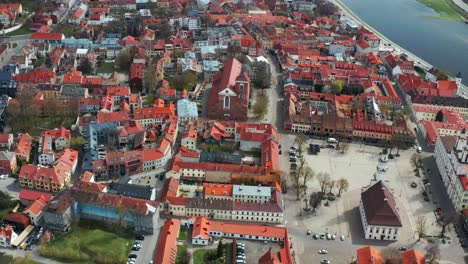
{"left": 178, "top": 226, "right": 187, "bottom": 241}
{"left": 417, "top": 0, "right": 468, "bottom": 21}
{"left": 6, "top": 25, "right": 33, "bottom": 36}
{"left": 176, "top": 244, "right": 188, "bottom": 264}
{"left": 192, "top": 249, "right": 209, "bottom": 264}
{"left": 39, "top": 227, "right": 133, "bottom": 264}
{"left": 96, "top": 62, "right": 115, "bottom": 74}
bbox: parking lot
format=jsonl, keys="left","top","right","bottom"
{"left": 279, "top": 134, "right": 467, "bottom": 264}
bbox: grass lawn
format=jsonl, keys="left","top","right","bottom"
{"left": 6, "top": 25, "right": 33, "bottom": 36}
{"left": 39, "top": 227, "right": 133, "bottom": 264}
{"left": 96, "top": 62, "right": 115, "bottom": 74}
{"left": 176, "top": 244, "right": 187, "bottom": 264}
{"left": 417, "top": 0, "right": 466, "bottom": 21}
{"left": 178, "top": 226, "right": 187, "bottom": 241}
{"left": 192, "top": 249, "right": 209, "bottom": 264}
{"left": 13, "top": 256, "right": 45, "bottom": 264}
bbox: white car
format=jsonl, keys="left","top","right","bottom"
{"left": 340, "top": 235, "right": 345, "bottom": 241}
{"left": 318, "top": 249, "right": 328, "bottom": 254}
{"left": 319, "top": 233, "right": 326, "bottom": 239}
{"left": 331, "top": 235, "right": 336, "bottom": 240}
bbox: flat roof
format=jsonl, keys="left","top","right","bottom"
{"left": 232, "top": 185, "right": 271, "bottom": 197}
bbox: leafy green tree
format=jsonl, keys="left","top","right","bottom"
{"left": 77, "top": 58, "right": 93, "bottom": 75}
{"left": 216, "top": 240, "right": 223, "bottom": 258}
{"left": 70, "top": 136, "right": 86, "bottom": 150}
{"left": 253, "top": 62, "right": 271, "bottom": 89}
{"left": 116, "top": 50, "right": 132, "bottom": 73}
{"left": 253, "top": 93, "right": 268, "bottom": 119}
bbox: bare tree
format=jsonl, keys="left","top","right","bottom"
{"left": 300, "top": 165, "right": 315, "bottom": 196}
{"left": 327, "top": 180, "right": 336, "bottom": 195}
{"left": 381, "top": 247, "right": 402, "bottom": 264}
{"left": 340, "top": 142, "right": 349, "bottom": 154}
{"left": 290, "top": 171, "right": 302, "bottom": 200}
{"left": 294, "top": 134, "right": 307, "bottom": 158}
{"left": 424, "top": 244, "right": 441, "bottom": 264}
{"left": 416, "top": 216, "right": 427, "bottom": 242}
{"left": 317, "top": 172, "right": 331, "bottom": 194}
{"left": 337, "top": 178, "right": 349, "bottom": 197}
{"left": 437, "top": 213, "right": 456, "bottom": 238}
{"left": 309, "top": 192, "right": 323, "bottom": 212}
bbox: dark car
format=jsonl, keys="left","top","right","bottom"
{"left": 128, "top": 254, "right": 138, "bottom": 259}
{"left": 135, "top": 234, "right": 144, "bottom": 241}
{"left": 289, "top": 158, "right": 296, "bottom": 162}
{"left": 132, "top": 247, "right": 141, "bottom": 251}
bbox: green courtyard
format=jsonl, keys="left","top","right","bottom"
{"left": 39, "top": 225, "right": 133, "bottom": 264}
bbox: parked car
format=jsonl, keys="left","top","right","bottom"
{"left": 135, "top": 235, "right": 144, "bottom": 241}
{"left": 398, "top": 247, "right": 407, "bottom": 251}
{"left": 307, "top": 230, "right": 311, "bottom": 235}
{"left": 320, "top": 233, "right": 326, "bottom": 239}
{"left": 331, "top": 235, "right": 336, "bottom": 240}
{"left": 326, "top": 234, "right": 331, "bottom": 240}
{"left": 313, "top": 234, "right": 319, "bottom": 239}
{"left": 318, "top": 249, "right": 328, "bottom": 254}
{"left": 321, "top": 260, "right": 330, "bottom": 264}
{"left": 340, "top": 235, "right": 345, "bottom": 241}
{"left": 290, "top": 146, "right": 297, "bottom": 150}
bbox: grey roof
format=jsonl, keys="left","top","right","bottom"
{"left": 200, "top": 152, "right": 242, "bottom": 164}
{"left": 233, "top": 185, "right": 272, "bottom": 197}
{"left": 203, "top": 60, "right": 220, "bottom": 72}
{"left": 108, "top": 183, "right": 154, "bottom": 200}
{"left": 177, "top": 99, "right": 198, "bottom": 117}
{"left": 0, "top": 151, "right": 15, "bottom": 161}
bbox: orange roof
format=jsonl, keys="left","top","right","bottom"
{"left": 438, "top": 80, "right": 458, "bottom": 91}
{"left": 41, "top": 127, "right": 70, "bottom": 140}
{"left": 192, "top": 216, "right": 210, "bottom": 239}
{"left": 80, "top": 171, "right": 94, "bottom": 182}
{"left": 25, "top": 196, "right": 48, "bottom": 216}
{"left": 205, "top": 217, "right": 287, "bottom": 239}
{"left": 357, "top": 246, "right": 384, "bottom": 264}
{"left": 258, "top": 248, "right": 281, "bottom": 264}
{"left": 204, "top": 183, "right": 233, "bottom": 197}
{"left": 70, "top": 8, "right": 85, "bottom": 19}
{"left": 142, "top": 148, "right": 164, "bottom": 162}
{"left": 154, "top": 218, "right": 180, "bottom": 264}
{"left": 107, "top": 86, "right": 130, "bottom": 97}
{"left": 401, "top": 249, "right": 425, "bottom": 264}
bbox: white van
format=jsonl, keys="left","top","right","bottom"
{"left": 416, "top": 146, "right": 422, "bottom": 153}
{"left": 327, "top": 138, "right": 338, "bottom": 144}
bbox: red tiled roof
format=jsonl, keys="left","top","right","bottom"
{"left": 204, "top": 183, "right": 233, "bottom": 197}
{"left": 361, "top": 181, "right": 402, "bottom": 226}
{"left": 25, "top": 196, "right": 48, "bottom": 216}
{"left": 41, "top": 127, "right": 70, "bottom": 141}
{"left": 107, "top": 86, "right": 130, "bottom": 97}
{"left": 258, "top": 248, "right": 281, "bottom": 264}
{"left": 357, "top": 246, "right": 384, "bottom": 264}
{"left": 3, "top": 212, "right": 31, "bottom": 228}
{"left": 177, "top": 146, "right": 200, "bottom": 159}
{"left": 401, "top": 249, "right": 425, "bottom": 264}
{"left": 19, "top": 189, "right": 53, "bottom": 202}
{"left": 209, "top": 218, "right": 286, "bottom": 239}
{"left": 192, "top": 216, "right": 210, "bottom": 239}
{"left": 142, "top": 148, "right": 164, "bottom": 162}
{"left": 154, "top": 218, "right": 180, "bottom": 264}
{"left": 74, "top": 180, "right": 107, "bottom": 193}
{"left": 70, "top": 8, "right": 85, "bottom": 19}
{"left": 31, "top": 32, "right": 64, "bottom": 41}
{"left": 0, "top": 133, "right": 11, "bottom": 144}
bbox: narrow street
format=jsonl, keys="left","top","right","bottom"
{"left": 264, "top": 52, "right": 284, "bottom": 130}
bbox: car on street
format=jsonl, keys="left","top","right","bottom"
{"left": 135, "top": 234, "right": 145, "bottom": 241}
{"left": 398, "top": 247, "right": 407, "bottom": 251}
{"left": 331, "top": 235, "right": 336, "bottom": 240}
{"left": 279, "top": 150, "right": 282, "bottom": 155}
{"left": 321, "top": 260, "right": 330, "bottom": 264}
{"left": 290, "top": 146, "right": 297, "bottom": 150}
{"left": 320, "top": 233, "right": 326, "bottom": 239}
{"left": 326, "top": 234, "right": 331, "bottom": 240}
{"left": 318, "top": 250, "right": 328, "bottom": 254}
{"left": 307, "top": 230, "right": 311, "bottom": 235}
{"left": 313, "top": 234, "right": 319, "bottom": 239}
{"left": 340, "top": 235, "right": 345, "bottom": 241}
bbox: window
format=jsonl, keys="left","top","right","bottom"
{"left": 224, "top": 96, "right": 230, "bottom": 109}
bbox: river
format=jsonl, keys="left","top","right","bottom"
{"left": 340, "top": 0, "right": 468, "bottom": 85}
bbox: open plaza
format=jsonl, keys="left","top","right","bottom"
{"left": 279, "top": 134, "right": 467, "bottom": 264}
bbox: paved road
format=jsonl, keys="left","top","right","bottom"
{"left": 451, "top": 0, "right": 468, "bottom": 13}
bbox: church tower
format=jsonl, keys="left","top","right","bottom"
{"left": 375, "top": 147, "right": 389, "bottom": 181}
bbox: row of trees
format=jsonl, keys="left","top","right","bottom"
{"left": 290, "top": 135, "right": 350, "bottom": 204}
{"left": 253, "top": 92, "right": 269, "bottom": 119}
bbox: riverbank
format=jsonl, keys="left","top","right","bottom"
{"left": 417, "top": 0, "right": 468, "bottom": 21}
{"left": 332, "top": 0, "right": 468, "bottom": 97}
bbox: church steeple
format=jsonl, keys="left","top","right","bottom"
{"left": 375, "top": 147, "right": 389, "bottom": 181}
